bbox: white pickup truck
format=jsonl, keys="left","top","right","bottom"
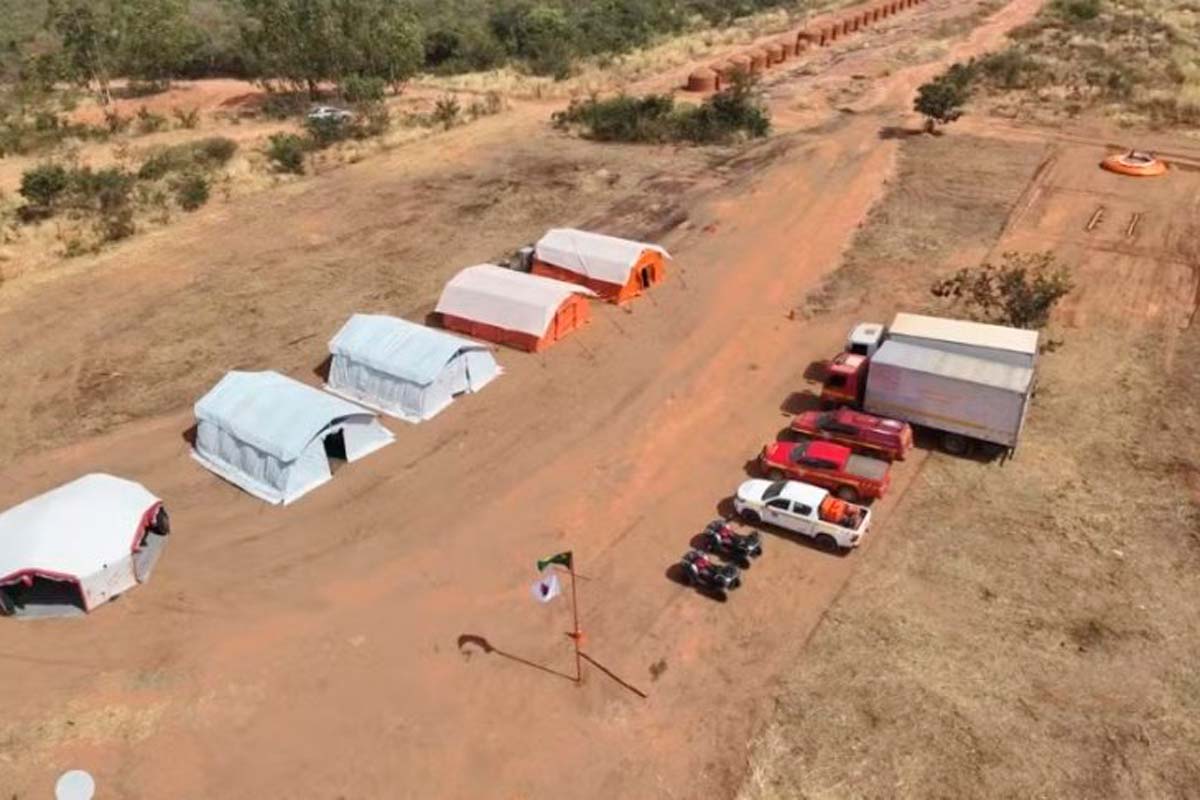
{"left": 733, "top": 479, "right": 871, "bottom": 552}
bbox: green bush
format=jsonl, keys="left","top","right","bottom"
{"left": 19, "top": 163, "right": 70, "bottom": 209}
{"left": 304, "top": 116, "right": 351, "bottom": 148}
{"left": 266, "top": 133, "right": 308, "bottom": 174}
{"left": 1054, "top": 0, "right": 1102, "bottom": 22}
{"left": 552, "top": 76, "right": 770, "bottom": 144}
{"left": 931, "top": 251, "right": 1074, "bottom": 329}
{"left": 914, "top": 67, "right": 975, "bottom": 132}
{"left": 137, "top": 137, "right": 237, "bottom": 180}
{"left": 341, "top": 75, "right": 387, "bottom": 104}
{"left": 172, "top": 171, "right": 210, "bottom": 211}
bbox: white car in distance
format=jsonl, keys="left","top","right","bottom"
{"left": 733, "top": 479, "right": 871, "bottom": 552}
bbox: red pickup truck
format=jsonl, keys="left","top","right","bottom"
{"left": 759, "top": 439, "right": 891, "bottom": 502}
{"left": 791, "top": 408, "right": 913, "bottom": 461}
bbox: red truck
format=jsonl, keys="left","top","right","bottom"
{"left": 759, "top": 439, "right": 891, "bottom": 502}
{"left": 791, "top": 407, "right": 913, "bottom": 461}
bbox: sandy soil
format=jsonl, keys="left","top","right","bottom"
{"left": 738, "top": 131, "right": 1200, "bottom": 799}
{"left": 0, "top": 0, "right": 1060, "bottom": 797}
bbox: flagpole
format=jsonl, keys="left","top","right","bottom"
{"left": 569, "top": 560, "right": 582, "bottom": 685}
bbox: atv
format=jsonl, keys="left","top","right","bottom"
{"left": 702, "top": 519, "right": 763, "bottom": 568}
{"left": 680, "top": 549, "right": 741, "bottom": 601}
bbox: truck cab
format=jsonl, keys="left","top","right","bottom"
{"left": 846, "top": 322, "right": 886, "bottom": 357}
{"left": 819, "top": 352, "right": 868, "bottom": 408}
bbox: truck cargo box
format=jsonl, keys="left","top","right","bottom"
{"left": 863, "top": 341, "right": 1034, "bottom": 448}
{"left": 888, "top": 312, "right": 1038, "bottom": 369}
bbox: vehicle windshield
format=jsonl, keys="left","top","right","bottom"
{"left": 816, "top": 412, "right": 835, "bottom": 427}
{"left": 763, "top": 481, "right": 786, "bottom": 501}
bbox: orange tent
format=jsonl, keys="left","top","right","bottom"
{"left": 532, "top": 228, "right": 670, "bottom": 304}
{"left": 436, "top": 264, "right": 596, "bottom": 352}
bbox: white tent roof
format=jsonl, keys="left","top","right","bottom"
{"left": 534, "top": 228, "right": 669, "bottom": 285}
{"left": 329, "top": 314, "right": 489, "bottom": 386}
{"left": 195, "top": 371, "right": 375, "bottom": 462}
{"left": 435, "top": 264, "right": 596, "bottom": 337}
{"left": 0, "top": 474, "right": 157, "bottom": 581}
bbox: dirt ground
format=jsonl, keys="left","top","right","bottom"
{"left": 738, "top": 125, "right": 1200, "bottom": 797}
{"left": 4, "top": 0, "right": 1183, "bottom": 797}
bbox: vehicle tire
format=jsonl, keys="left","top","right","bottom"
{"left": 738, "top": 556, "right": 751, "bottom": 570}
{"left": 0, "top": 589, "right": 13, "bottom": 617}
{"left": 767, "top": 468, "right": 785, "bottom": 481}
{"left": 681, "top": 565, "right": 695, "bottom": 585}
{"left": 941, "top": 433, "right": 970, "bottom": 456}
{"left": 739, "top": 508, "right": 761, "bottom": 524}
{"left": 836, "top": 486, "right": 860, "bottom": 503}
{"left": 152, "top": 506, "right": 171, "bottom": 535}
{"left": 815, "top": 533, "right": 838, "bottom": 552}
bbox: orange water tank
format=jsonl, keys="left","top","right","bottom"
{"left": 748, "top": 49, "right": 768, "bottom": 73}
{"left": 686, "top": 67, "right": 718, "bottom": 92}
{"left": 767, "top": 43, "right": 786, "bottom": 64}
{"left": 729, "top": 53, "right": 753, "bottom": 77}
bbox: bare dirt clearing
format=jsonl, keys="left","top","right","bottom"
{"left": 0, "top": 0, "right": 1087, "bottom": 797}
{"left": 739, "top": 127, "right": 1200, "bottom": 800}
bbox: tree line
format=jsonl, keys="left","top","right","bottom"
{"left": 8, "top": 0, "right": 802, "bottom": 99}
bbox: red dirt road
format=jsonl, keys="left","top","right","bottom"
{"left": 0, "top": 1, "right": 1047, "bottom": 797}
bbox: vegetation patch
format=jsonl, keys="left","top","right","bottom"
{"left": 931, "top": 0, "right": 1200, "bottom": 126}
{"left": 553, "top": 77, "right": 770, "bottom": 144}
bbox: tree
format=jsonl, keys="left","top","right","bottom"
{"left": 914, "top": 63, "right": 975, "bottom": 133}
{"left": 45, "top": 0, "right": 123, "bottom": 103}
{"left": 118, "top": 0, "right": 199, "bottom": 87}
{"left": 240, "top": 0, "right": 424, "bottom": 97}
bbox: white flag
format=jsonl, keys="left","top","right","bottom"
{"left": 531, "top": 571, "right": 562, "bottom": 604}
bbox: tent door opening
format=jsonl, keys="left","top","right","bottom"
{"left": 639, "top": 266, "right": 653, "bottom": 289}
{"left": 0, "top": 576, "right": 86, "bottom": 618}
{"left": 323, "top": 428, "right": 348, "bottom": 472}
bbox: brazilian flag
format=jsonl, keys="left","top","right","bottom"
{"left": 536, "top": 551, "right": 573, "bottom": 572}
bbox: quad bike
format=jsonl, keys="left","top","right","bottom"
{"left": 680, "top": 550, "right": 741, "bottom": 601}
{"left": 702, "top": 519, "right": 763, "bottom": 568}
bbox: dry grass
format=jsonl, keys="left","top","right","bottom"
{"left": 970, "top": 0, "right": 1200, "bottom": 129}
{"left": 740, "top": 134, "right": 1200, "bottom": 800}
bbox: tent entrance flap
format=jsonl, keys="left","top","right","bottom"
{"left": 324, "top": 429, "right": 348, "bottom": 468}
{"left": 0, "top": 575, "right": 86, "bottom": 618}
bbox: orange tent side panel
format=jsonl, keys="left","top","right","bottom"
{"left": 440, "top": 293, "right": 591, "bottom": 353}
{"left": 531, "top": 249, "right": 667, "bottom": 305}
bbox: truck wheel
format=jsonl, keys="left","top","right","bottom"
{"left": 814, "top": 533, "right": 838, "bottom": 552}
{"left": 941, "top": 433, "right": 970, "bottom": 456}
{"left": 0, "top": 589, "right": 14, "bottom": 617}
{"left": 836, "top": 486, "right": 860, "bottom": 503}
{"left": 739, "top": 508, "right": 761, "bottom": 524}
{"left": 767, "top": 468, "right": 785, "bottom": 481}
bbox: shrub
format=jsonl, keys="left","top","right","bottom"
{"left": 137, "top": 137, "right": 237, "bottom": 181}
{"left": 552, "top": 76, "right": 770, "bottom": 145}
{"left": 930, "top": 251, "right": 1074, "bottom": 329}
{"left": 433, "top": 95, "right": 462, "bottom": 129}
{"left": 358, "top": 104, "right": 391, "bottom": 137}
{"left": 266, "top": 133, "right": 307, "bottom": 174}
{"left": 135, "top": 106, "right": 168, "bottom": 135}
{"left": 19, "top": 163, "right": 70, "bottom": 209}
{"left": 172, "top": 106, "right": 201, "bottom": 129}
{"left": 172, "top": 171, "right": 210, "bottom": 211}
{"left": 1055, "top": 0, "right": 1102, "bottom": 23}
{"left": 103, "top": 109, "right": 130, "bottom": 135}
{"left": 914, "top": 67, "right": 975, "bottom": 132}
{"left": 305, "top": 115, "right": 351, "bottom": 148}
{"left": 342, "top": 75, "right": 386, "bottom": 104}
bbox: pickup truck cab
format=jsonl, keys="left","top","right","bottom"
{"left": 760, "top": 440, "right": 890, "bottom": 502}
{"left": 791, "top": 408, "right": 913, "bottom": 461}
{"left": 733, "top": 479, "right": 871, "bottom": 551}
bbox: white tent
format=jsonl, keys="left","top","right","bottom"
{"left": 192, "top": 370, "right": 394, "bottom": 505}
{"left": 435, "top": 264, "right": 596, "bottom": 338}
{"left": 0, "top": 474, "right": 166, "bottom": 617}
{"left": 534, "top": 228, "right": 670, "bottom": 285}
{"left": 327, "top": 314, "right": 501, "bottom": 422}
